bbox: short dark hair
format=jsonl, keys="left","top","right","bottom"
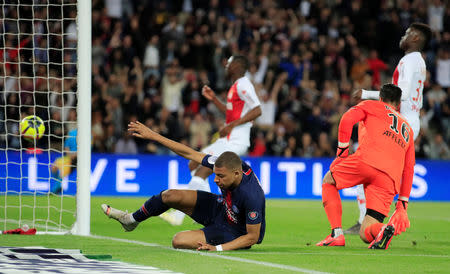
{"left": 410, "top": 22, "right": 432, "bottom": 50}
{"left": 380, "top": 83, "right": 402, "bottom": 105}
{"left": 232, "top": 55, "right": 249, "bottom": 72}
{"left": 214, "top": 151, "right": 242, "bottom": 171}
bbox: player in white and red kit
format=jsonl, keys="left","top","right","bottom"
{"left": 345, "top": 23, "right": 432, "bottom": 234}
{"left": 161, "top": 55, "right": 262, "bottom": 225}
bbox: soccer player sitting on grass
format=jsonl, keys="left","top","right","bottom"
{"left": 101, "top": 121, "right": 266, "bottom": 251}
{"left": 317, "top": 84, "right": 414, "bottom": 249}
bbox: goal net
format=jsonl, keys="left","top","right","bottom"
{"left": 0, "top": 0, "right": 90, "bottom": 234}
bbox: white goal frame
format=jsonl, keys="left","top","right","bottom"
{"left": 0, "top": 0, "right": 91, "bottom": 235}
{"left": 72, "top": 0, "right": 91, "bottom": 236}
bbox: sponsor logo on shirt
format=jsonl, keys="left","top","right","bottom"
{"left": 232, "top": 205, "right": 239, "bottom": 213}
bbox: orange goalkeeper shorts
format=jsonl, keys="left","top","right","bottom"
{"left": 330, "top": 154, "right": 396, "bottom": 217}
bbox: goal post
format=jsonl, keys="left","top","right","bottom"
{"left": 0, "top": 0, "right": 91, "bottom": 235}
{"left": 73, "top": 0, "right": 91, "bottom": 236}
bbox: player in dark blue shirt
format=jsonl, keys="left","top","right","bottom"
{"left": 101, "top": 121, "right": 266, "bottom": 251}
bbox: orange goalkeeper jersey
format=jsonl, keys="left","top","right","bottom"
{"left": 338, "top": 100, "right": 415, "bottom": 197}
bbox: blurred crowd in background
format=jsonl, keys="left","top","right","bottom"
{"left": 1, "top": 0, "right": 449, "bottom": 159}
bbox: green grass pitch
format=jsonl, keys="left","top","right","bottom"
{"left": 1, "top": 197, "right": 449, "bottom": 273}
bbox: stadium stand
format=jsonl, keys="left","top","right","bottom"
{"left": 1, "top": 0, "right": 449, "bottom": 159}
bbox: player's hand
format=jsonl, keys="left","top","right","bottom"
{"left": 388, "top": 200, "right": 410, "bottom": 236}
{"left": 330, "top": 146, "right": 349, "bottom": 170}
{"left": 196, "top": 242, "right": 218, "bottom": 251}
{"left": 128, "top": 121, "right": 159, "bottom": 140}
{"left": 336, "top": 146, "right": 349, "bottom": 158}
{"left": 202, "top": 85, "right": 216, "bottom": 101}
{"left": 219, "top": 122, "right": 235, "bottom": 138}
{"left": 351, "top": 89, "right": 362, "bottom": 102}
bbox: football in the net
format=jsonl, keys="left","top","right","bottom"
{"left": 20, "top": 115, "right": 45, "bottom": 141}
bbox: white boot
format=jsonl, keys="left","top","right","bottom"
{"left": 101, "top": 204, "right": 138, "bottom": 232}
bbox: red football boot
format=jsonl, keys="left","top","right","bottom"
{"left": 316, "top": 234, "right": 345, "bottom": 246}
{"left": 368, "top": 224, "right": 395, "bottom": 249}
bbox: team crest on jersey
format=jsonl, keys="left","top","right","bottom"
{"left": 232, "top": 205, "right": 239, "bottom": 213}
{"left": 217, "top": 197, "right": 223, "bottom": 203}
{"left": 248, "top": 211, "right": 258, "bottom": 220}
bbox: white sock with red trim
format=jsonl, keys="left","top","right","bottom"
{"left": 356, "top": 184, "right": 366, "bottom": 224}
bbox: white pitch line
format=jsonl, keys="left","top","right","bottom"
{"left": 88, "top": 234, "right": 329, "bottom": 274}
{"left": 228, "top": 251, "right": 450, "bottom": 258}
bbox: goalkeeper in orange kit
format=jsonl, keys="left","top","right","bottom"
{"left": 316, "top": 84, "right": 414, "bottom": 249}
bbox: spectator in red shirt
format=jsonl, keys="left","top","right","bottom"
{"left": 367, "top": 50, "right": 388, "bottom": 90}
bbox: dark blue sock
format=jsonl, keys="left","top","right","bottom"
{"left": 132, "top": 193, "right": 169, "bottom": 222}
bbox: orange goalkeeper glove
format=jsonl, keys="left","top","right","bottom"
{"left": 388, "top": 200, "right": 410, "bottom": 236}
{"left": 330, "top": 146, "right": 349, "bottom": 170}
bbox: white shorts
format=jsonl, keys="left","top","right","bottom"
{"left": 412, "top": 123, "right": 419, "bottom": 141}
{"left": 201, "top": 137, "right": 249, "bottom": 156}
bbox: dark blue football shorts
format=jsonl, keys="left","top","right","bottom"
{"left": 191, "top": 191, "right": 242, "bottom": 246}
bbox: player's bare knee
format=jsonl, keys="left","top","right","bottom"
{"left": 172, "top": 233, "right": 183, "bottom": 248}
{"left": 172, "top": 232, "right": 192, "bottom": 249}
{"left": 322, "top": 171, "right": 336, "bottom": 185}
{"left": 359, "top": 230, "right": 370, "bottom": 243}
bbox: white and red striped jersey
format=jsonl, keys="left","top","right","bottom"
{"left": 225, "top": 76, "right": 260, "bottom": 146}
{"left": 392, "top": 52, "right": 426, "bottom": 140}
{"left": 362, "top": 51, "right": 426, "bottom": 140}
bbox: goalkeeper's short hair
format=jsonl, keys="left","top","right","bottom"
{"left": 380, "top": 84, "right": 402, "bottom": 105}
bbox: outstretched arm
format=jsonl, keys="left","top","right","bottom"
{"left": 351, "top": 89, "right": 380, "bottom": 101}
{"left": 197, "top": 223, "right": 261, "bottom": 251}
{"left": 361, "top": 89, "right": 380, "bottom": 100}
{"left": 128, "top": 121, "right": 206, "bottom": 164}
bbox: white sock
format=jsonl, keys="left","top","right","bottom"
{"left": 129, "top": 213, "right": 136, "bottom": 223}
{"left": 356, "top": 184, "right": 366, "bottom": 224}
{"left": 172, "top": 209, "right": 185, "bottom": 220}
{"left": 190, "top": 166, "right": 198, "bottom": 177}
{"left": 188, "top": 176, "right": 211, "bottom": 192}
{"left": 333, "top": 228, "right": 344, "bottom": 237}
